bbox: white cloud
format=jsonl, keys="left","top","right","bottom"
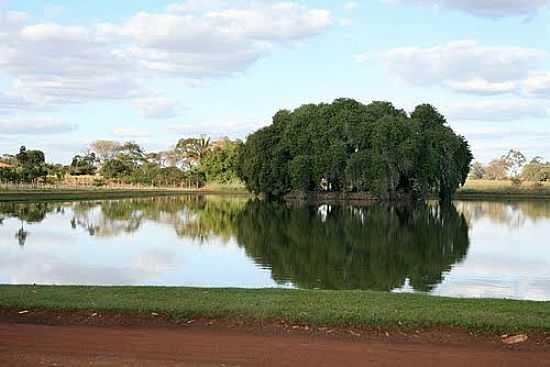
{"left": 386, "top": 0, "right": 550, "bottom": 18}
{"left": 383, "top": 40, "right": 547, "bottom": 95}
{"left": 445, "top": 100, "right": 550, "bottom": 121}
{"left": 133, "top": 97, "right": 179, "bottom": 119}
{"left": 20, "top": 23, "right": 89, "bottom": 42}
{"left": 354, "top": 52, "right": 369, "bottom": 63}
{"left": 0, "top": 3, "right": 332, "bottom": 113}
{"left": 523, "top": 72, "right": 550, "bottom": 97}
{"left": 0, "top": 15, "right": 140, "bottom": 106}
{"left": 12, "top": 75, "right": 142, "bottom": 105}
{"left": 0, "top": 118, "right": 77, "bottom": 135}
{"left": 205, "top": 3, "right": 332, "bottom": 41}
{"left": 0, "top": 250, "right": 176, "bottom": 286}
{"left": 98, "top": 3, "right": 331, "bottom": 77}
{"left": 445, "top": 79, "right": 517, "bottom": 95}
{"left": 0, "top": 10, "right": 30, "bottom": 29}
{"left": 0, "top": 92, "right": 37, "bottom": 115}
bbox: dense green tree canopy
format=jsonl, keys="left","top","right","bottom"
{"left": 0, "top": 146, "right": 48, "bottom": 184}
{"left": 238, "top": 99, "right": 473, "bottom": 200}
{"left": 199, "top": 139, "right": 242, "bottom": 184}
{"left": 70, "top": 153, "right": 98, "bottom": 176}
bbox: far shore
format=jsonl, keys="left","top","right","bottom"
{"left": 2, "top": 179, "right": 550, "bottom": 203}
{"left": 0, "top": 187, "right": 250, "bottom": 202}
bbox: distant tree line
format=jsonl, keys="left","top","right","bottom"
{"left": 0, "top": 137, "right": 243, "bottom": 188}
{"left": 237, "top": 99, "right": 473, "bottom": 200}
{"left": 470, "top": 149, "right": 550, "bottom": 183}
{"left": 93, "top": 138, "right": 242, "bottom": 187}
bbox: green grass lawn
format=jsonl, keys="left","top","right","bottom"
{"left": 1, "top": 286, "right": 549, "bottom": 333}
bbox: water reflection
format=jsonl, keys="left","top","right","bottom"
{"left": 234, "top": 202, "right": 469, "bottom": 291}
{"left": 457, "top": 200, "right": 550, "bottom": 229}
{"left": 0, "top": 202, "right": 63, "bottom": 246}
{"left": 69, "top": 196, "right": 244, "bottom": 241}
{"left": 1, "top": 196, "right": 549, "bottom": 300}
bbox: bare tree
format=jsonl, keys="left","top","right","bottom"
{"left": 469, "top": 161, "right": 486, "bottom": 179}
{"left": 89, "top": 140, "right": 122, "bottom": 163}
{"left": 484, "top": 158, "right": 509, "bottom": 180}
{"left": 503, "top": 149, "right": 526, "bottom": 178}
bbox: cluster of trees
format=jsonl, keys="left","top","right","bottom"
{"left": 470, "top": 149, "right": 550, "bottom": 182}
{"left": 238, "top": 99, "right": 472, "bottom": 200}
{"left": 0, "top": 146, "right": 48, "bottom": 185}
{"left": 92, "top": 138, "right": 242, "bottom": 187}
{"left": 0, "top": 137, "right": 243, "bottom": 187}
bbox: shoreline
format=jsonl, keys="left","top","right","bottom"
{"left": 455, "top": 190, "right": 550, "bottom": 200}
{"left": 0, "top": 286, "right": 548, "bottom": 334}
{"left": 0, "top": 188, "right": 251, "bottom": 202}
{"left": 2, "top": 186, "right": 550, "bottom": 203}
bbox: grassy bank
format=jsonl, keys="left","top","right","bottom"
{"left": 0, "top": 286, "right": 549, "bottom": 333}
{"left": 456, "top": 179, "right": 550, "bottom": 199}
{"left": 0, "top": 188, "right": 249, "bottom": 202}
{"left": 0, "top": 189, "right": 192, "bottom": 202}
{"left": 2, "top": 181, "right": 550, "bottom": 202}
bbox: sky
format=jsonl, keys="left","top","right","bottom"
{"left": 0, "top": 0, "right": 549, "bottom": 164}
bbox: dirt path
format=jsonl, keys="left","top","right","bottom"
{"left": 1, "top": 321, "right": 549, "bottom": 367}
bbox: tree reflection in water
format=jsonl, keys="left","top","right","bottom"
{"left": 69, "top": 196, "right": 246, "bottom": 241}
{"left": 0, "top": 202, "right": 63, "bottom": 247}
{"left": 10, "top": 196, "right": 540, "bottom": 292}
{"left": 456, "top": 200, "right": 550, "bottom": 230}
{"left": 233, "top": 201, "right": 470, "bottom": 291}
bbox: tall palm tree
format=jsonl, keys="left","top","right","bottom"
{"left": 175, "top": 136, "right": 211, "bottom": 166}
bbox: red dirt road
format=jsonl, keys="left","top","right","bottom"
{"left": 1, "top": 321, "right": 549, "bottom": 367}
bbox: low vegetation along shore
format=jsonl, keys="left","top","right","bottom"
{"left": 1, "top": 286, "right": 549, "bottom": 334}
{"left": 0, "top": 185, "right": 249, "bottom": 202}
{"left": 0, "top": 189, "right": 197, "bottom": 202}
{"left": 2, "top": 179, "right": 550, "bottom": 202}
{"left": 457, "top": 179, "right": 550, "bottom": 199}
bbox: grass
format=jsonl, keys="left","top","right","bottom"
{"left": 0, "top": 286, "right": 549, "bottom": 333}
{"left": 457, "top": 179, "right": 550, "bottom": 199}
{"left": 203, "top": 180, "right": 247, "bottom": 192}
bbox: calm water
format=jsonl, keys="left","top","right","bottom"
{"left": 1, "top": 195, "right": 549, "bottom": 301}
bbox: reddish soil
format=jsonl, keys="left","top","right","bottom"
{"left": 1, "top": 309, "right": 549, "bottom": 366}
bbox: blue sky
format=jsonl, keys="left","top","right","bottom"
{"left": 1, "top": 0, "right": 549, "bottom": 163}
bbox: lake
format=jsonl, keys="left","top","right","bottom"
{"left": 1, "top": 195, "right": 549, "bottom": 301}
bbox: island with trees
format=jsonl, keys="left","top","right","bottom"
{"left": 238, "top": 99, "right": 473, "bottom": 201}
